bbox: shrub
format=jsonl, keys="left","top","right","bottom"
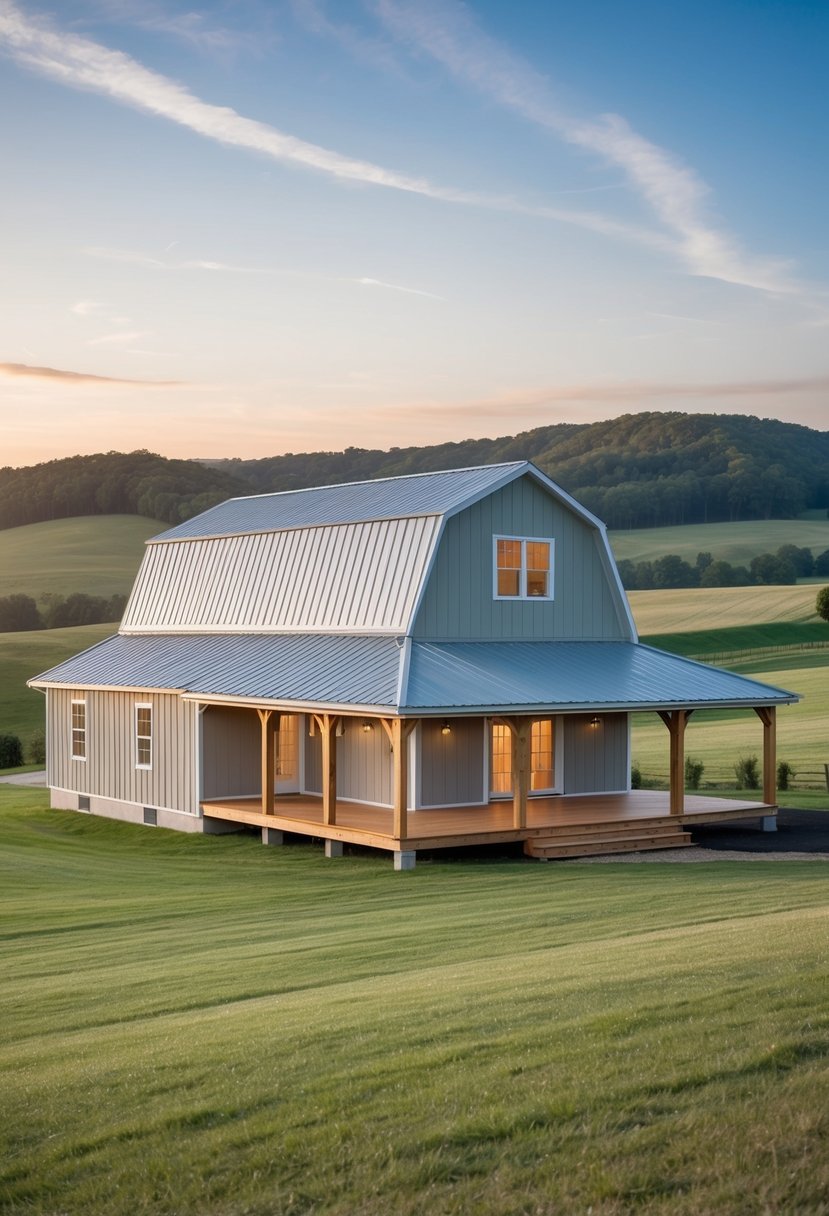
{"left": 684, "top": 756, "right": 705, "bottom": 789}
{"left": 817, "top": 586, "right": 829, "bottom": 624}
{"left": 0, "top": 734, "right": 24, "bottom": 768}
{"left": 630, "top": 763, "right": 642, "bottom": 790}
{"left": 734, "top": 755, "right": 760, "bottom": 790}
{"left": 27, "top": 728, "right": 46, "bottom": 766}
{"left": 776, "top": 760, "right": 795, "bottom": 791}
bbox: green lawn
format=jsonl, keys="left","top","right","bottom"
{"left": 0, "top": 514, "right": 162, "bottom": 600}
{"left": 610, "top": 518, "right": 829, "bottom": 566}
{"left": 0, "top": 623, "right": 116, "bottom": 749}
{"left": 1, "top": 786, "right": 828, "bottom": 1216}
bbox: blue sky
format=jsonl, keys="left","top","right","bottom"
{"left": 1, "top": 0, "right": 827, "bottom": 466}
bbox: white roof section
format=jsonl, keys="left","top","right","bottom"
{"left": 121, "top": 515, "right": 441, "bottom": 635}
{"left": 153, "top": 463, "right": 528, "bottom": 540}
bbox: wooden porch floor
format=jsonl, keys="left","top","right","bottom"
{"left": 201, "top": 790, "right": 775, "bottom": 853}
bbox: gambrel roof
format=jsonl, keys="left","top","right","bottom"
{"left": 30, "top": 461, "right": 799, "bottom": 714}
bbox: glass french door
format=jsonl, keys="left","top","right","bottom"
{"left": 274, "top": 714, "right": 300, "bottom": 793}
{"left": 490, "top": 719, "right": 556, "bottom": 797}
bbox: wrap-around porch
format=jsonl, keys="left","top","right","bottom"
{"left": 199, "top": 706, "right": 780, "bottom": 866}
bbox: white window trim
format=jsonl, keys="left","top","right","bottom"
{"left": 135, "top": 702, "right": 153, "bottom": 771}
{"left": 71, "top": 698, "right": 86, "bottom": 762}
{"left": 493, "top": 534, "right": 555, "bottom": 601}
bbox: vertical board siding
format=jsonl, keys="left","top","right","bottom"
{"left": 335, "top": 722, "right": 393, "bottom": 805}
{"left": 413, "top": 478, "right": 629, "bottom": 641}
{"left": 419, "top": 718, "right": 485, "bottom": 807}
{"left": 47, "top": 688, "right": 196, "bottom": 813}
{"left": 562, "top": 713, "right": 628, "bottom": 793}
{"left": 122, "top": 516, "right": 441, "bottom": 633}
{"left": 304, "top": 727, "right": 322, "bottom": 794}
{"left": 202, "top": 706, "right": 260, "bottom": 799}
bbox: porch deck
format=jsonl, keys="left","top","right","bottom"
{"left": 201, "top": 790, "right": 776, "bottom": 854}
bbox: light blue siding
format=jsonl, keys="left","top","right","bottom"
{"left": 562, "top": 713, "right": 628, "bottom": 793}
{"left": 412, "top": 476, "right": 630, "bottom": 641}
{"left": 418, "top": 718, "right": 486, "bottom": 807}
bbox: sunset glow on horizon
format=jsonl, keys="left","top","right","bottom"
{"left": 1, "top": 0, "right": 827, "bottom": 467}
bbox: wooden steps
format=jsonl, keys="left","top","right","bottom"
{"left": 524, "top": 817, "right": 693, "bottom": 860}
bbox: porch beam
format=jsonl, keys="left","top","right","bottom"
{"left": 657, "top": 709, "right": 692, "bottom": 815}
{"left": 257, "top": 708, "right": 276, "bottom": 816}
{"left": 754, "top": 706, "right": 777, "bottom": 805}
{"left": 315, "top": 714, "right": 339, "bottom": 826}
{"left": 505, "top": 716, "right": 532, "bottom": 830}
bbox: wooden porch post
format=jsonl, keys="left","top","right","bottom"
{"left": 257, "top": 708, "right": 276, "bottom": 816}
{"left": 657, "top": 709, "right": 691, "bottom": 815}
{"left": 506, "top": 716, "right": 532, "bottom": 830}
{"left": 382, "top": 718, "right": 418, "bottom": 842}
{"left": 755, "top": 706, "right": 777, "bottom": 805}
{"left": 314, "top": 714, "right": 339, "bottom": 826}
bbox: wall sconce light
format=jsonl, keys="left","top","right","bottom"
{"left": 590, "top": 716, "right": 602, "bottom": 727}
{"left": 362, "top": 720, "right": 373, "bottom": 734}
{"left": 441, "top": 721, "right": 452, "bottom": 736}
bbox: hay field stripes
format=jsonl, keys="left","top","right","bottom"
{"left": 629, "top": 584, "right": 821, "bottom": 636}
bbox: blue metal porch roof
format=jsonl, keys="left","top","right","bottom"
{"left": 403, "top": 641, "right": 798, "bottom": 713}
{"left": 31, "top": 633, "right": 403, "bottom": 710}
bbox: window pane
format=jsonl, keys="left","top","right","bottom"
{"left": 137, "top": 739, "right": 151, "bottom": 766}
{"left": 526, "top": 569, "right": 548, "bottom": 597}
{"left": 136, "top": 707, "right": 151, "bottom": 733}
{"left": 530, "top": 719, "right": 554, "bottom": 790}
{"left": 491, "top": 724, "right": 512, "bottom": 794}
{"left": 72, "top": 729, "right": 85, "bottom": 758}
{"left": 497, "top": 539, "right": 521, "bottom": 569}
{"left": 275, "top": 714, "right": 297, "bottom": 778}
{"left": 526, "top": 542, "right": 549, "bottom": 571}
{"left": 497, "top": 568, "right": 520, "bottom": 596}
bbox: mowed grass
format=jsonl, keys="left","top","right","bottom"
{"left": 610, "top": 518, "right": 829, "bottom": 566}
{"left": 2, "top": 787, "right": 828, "bottom": 1216}
{"left": 0, "top": 623, "right": 115, "bottom": 746}
{"left": 629, "top": 583, "right": 821, "bottom": 636}
{"left": 0, "top": 514, "right": 162, "bottom": 599}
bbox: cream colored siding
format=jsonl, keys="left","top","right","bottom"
{"left": 413, "top": 479, "right": 630, "bottom": 641}
{"left": 562, "top": 713, "right": 628, "bottom": 793}
{"left": 303, "top": 720, "right": 392, "bottom": 805}
{"left": 47, "top": 688, "right": 196, "bottom": 813}
{"left": 419, "top": 718, "right": 485, "bottom": 807}
{"left": 123, "top": 515, "right": 441, "bottom": 634}
{"left": 202, "top": 705, "right": 260, "bottom": 800}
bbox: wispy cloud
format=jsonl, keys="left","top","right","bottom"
{"left": 82, "top": 0, "right": 263, "bottom": 56}
{"left": 85, "top": 329, "right": 149, "bottom": 347}
{"left": 82, "top": 245, "right": 266, "bottom": 273}
{"left": 398, "top": 374, "right": 829, "bottom": 421}
{"left": 356, "top": 276, "right": 443, "bottom": 299}
{"left": 372, "top": 0, "right": 799, "bottom": 295}
{"left": 0, "top": 1, "right": 667, "bottom": 252}
{"left": 0, "top": 361, "right": 180, "bottom": 385}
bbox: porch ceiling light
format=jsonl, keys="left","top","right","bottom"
{"left": 590, "top": 716, "right": 602, "bottom": 727}
{"left": 441, "top": 721, "right": 452, "bottom": 736}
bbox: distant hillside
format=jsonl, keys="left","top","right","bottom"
{"left": 0, "top": 451, "right": 249, "bottom": 531}
{"left": 610, "top": 519, "right": 829, "bottom": 567}
{"left": 0, "top": 515, "right": 163, "bottom": 600}
{"left": 3, "top": 413, "right": 828, "bottom": 532}
{"left": 210, "top": 412, "right": 829, "bottom": 529}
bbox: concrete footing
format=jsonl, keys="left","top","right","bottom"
{"left": 394, "top": 850, "right": 417, "bottom": 871}
{"left": 761, "top": 815, "right": 778, "bottom": 833}
{"left": 325, "top": 839, "right": 344, "bottom": 858}
{"left": 262, "top": 827, "right": 284, "bottom": 845}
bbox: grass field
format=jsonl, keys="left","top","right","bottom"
{"left": 0, "top": 515, "right": 162, "bottom": 600}
{"left": 610, "top": 518, "right": 829, "bottom": 566}
{"left": 0, "top": 623, "right": 116, "bottom": 748}
{"left": 1, "top": 786, "right": 828, "bottom": 1216}
{"left": 629, "top": 583, "right": 822, "bottom": 637}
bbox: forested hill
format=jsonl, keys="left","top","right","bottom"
{"left": 2, "top": 412, "right": 828, "bottom": 532}
{"left": 209, "top": 412, "right": 829, "bottom": 529}
{"left": 0, "top": 451, "right": 249, "bottom": 530}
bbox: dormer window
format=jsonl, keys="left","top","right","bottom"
{"left": 494, "top": 536, "right": 554, "bottom": 600}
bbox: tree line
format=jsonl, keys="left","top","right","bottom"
{"left": 2, "top": 412, "right": 828, "bottom": 535}
{"left": 618, "top": 545, "right": 829, "bottom": 590}
{"left": 0, "top": 593, "right": 127, "bottom": 633}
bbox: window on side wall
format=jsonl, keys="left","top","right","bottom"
{"left": 71, "top": 699, "right": 86, "bottom": 760}
{"left": 135, "top": 703, "right": 153, "bottom": 769}
{"left": 494, "top": 536, "right": 554, "bottom": 600}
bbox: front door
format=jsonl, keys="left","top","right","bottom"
{"left": 490, "top": 719, "right": 557, "bottom": 797}
{"left": 275, "top": 713, "right": 301, "bottom": 793}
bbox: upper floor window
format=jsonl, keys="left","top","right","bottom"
{"left": 494, "top": 536, "right": 554, "bottom": 599}
{"left": 135, "top": 704, "right": 152, "bottom": 769}
{"left": 71, "top": 699, "right": 86, "bottom": 760}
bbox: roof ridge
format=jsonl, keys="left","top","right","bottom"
{"left": 219, "top": 461, "right": 529, "bottom": 505}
